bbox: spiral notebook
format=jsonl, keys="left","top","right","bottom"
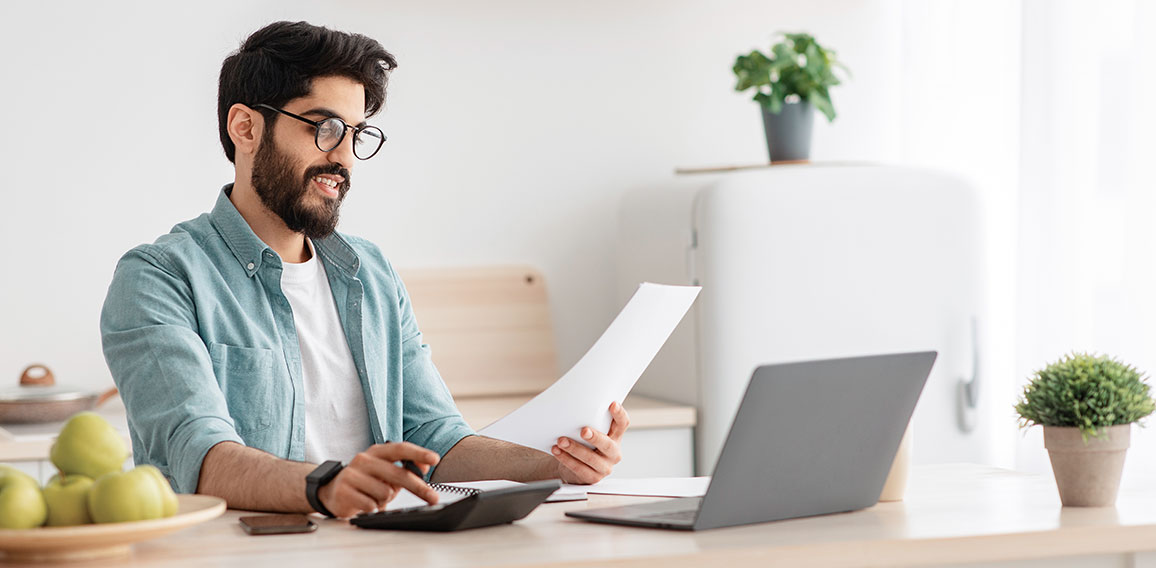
{"left": 384, "top": 480, "right": 573, "bottom": 512}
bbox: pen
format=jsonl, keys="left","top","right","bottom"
{"left": 385, "top": 439, "right": 426, "bottom": 478}
{"left": 401, "top": 460, "right": 423, "bottom": 478}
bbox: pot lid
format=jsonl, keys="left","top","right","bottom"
{"left": 0, "top": 384, "right": 94, "bottom": 403}
{"left": 0, "top": 364, "right": 97, "bottom": 404}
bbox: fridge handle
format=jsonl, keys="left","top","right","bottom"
{"left": 956, "top": 317, "right": 980, "bottom": 433}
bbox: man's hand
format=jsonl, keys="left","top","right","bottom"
{"left": 551, "top": 402, "right": 631, "bottom": 484}
{"left": 316, "top": 442, "right": 440, "bottom": 518}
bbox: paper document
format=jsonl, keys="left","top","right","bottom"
{"left": 583, "top": 476, "right": 711, "bottom": 498}
{"left": 480, "top": 283, "right": 700, "bottom": 453}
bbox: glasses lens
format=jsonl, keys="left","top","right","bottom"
{"left": 315, "top": 118, "right": 345, "bottom": 152}
{"left": 354, "top": 126, "right": 386, "bottom": 160}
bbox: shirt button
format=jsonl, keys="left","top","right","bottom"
{"left": 247, "top": 262, "right": 255, "bottom": 270}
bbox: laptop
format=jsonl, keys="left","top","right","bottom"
{"left": 566, "top": 351, "right": 937, "bottom": 530}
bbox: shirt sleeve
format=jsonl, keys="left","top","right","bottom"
{"left": 100, "top": 246, "right": 245, "bottom": 494}
{"left": 386, "top": 261, "right": 475, "bottom": 471}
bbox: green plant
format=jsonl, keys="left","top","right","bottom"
{"left": 732, "top": 32, "right": 848, "bottom": 122}
{"left": 1015, "top": 352, "right": 1156, "bottom": 440}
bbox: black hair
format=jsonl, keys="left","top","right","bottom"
{"left": 217, "top": 21, "right": 397, "bottom": 163}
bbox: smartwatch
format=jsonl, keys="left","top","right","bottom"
{"left": 305, "top": 460, "right": 344, "bottom": 518}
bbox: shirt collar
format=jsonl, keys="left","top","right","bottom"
{"left": 209, "top": 184, "right": 360, "bottom": 278}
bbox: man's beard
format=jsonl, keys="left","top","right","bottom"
{"left": 251, "top": 134, "right": 351, "bottom": 240}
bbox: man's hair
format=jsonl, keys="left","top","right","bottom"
{"left": 217, "top": 21, "right": 397, "bottom": 163}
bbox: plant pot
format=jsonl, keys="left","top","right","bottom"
{"left": 760, "top": 100, "right": 814, "bottom": 163}
{"left": 1043, "top": 424, "right": 1130, "bottom": 507}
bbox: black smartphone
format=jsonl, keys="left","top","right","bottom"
{"left": 239, "top": 514, "right": 318, "bottom": 535}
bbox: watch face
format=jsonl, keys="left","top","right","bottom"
{"left": 309, "top": 461, "right": 342, "bottom": 483}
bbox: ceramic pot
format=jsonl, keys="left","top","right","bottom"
{"left": 760, "top": 100, "right": 814, "bottom": 163}
{"left": 1044, "top": 424, "right": 1130, "bottom": 507}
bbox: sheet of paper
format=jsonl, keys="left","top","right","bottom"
{"left": 480, "top": 283, "right": 700, "bottom": 453}
{"left": 581, "top": 476, "right": 712, "bottom": 498}
{"left": 544, "top": 484, "right": 588, "bottom": 502}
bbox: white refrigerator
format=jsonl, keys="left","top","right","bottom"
{"left": 618, "top": 165, "right": 998, "bottom": 474}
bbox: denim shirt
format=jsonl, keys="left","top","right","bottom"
{"left": 100, "top": 186, "right": 474, "bottom": 493}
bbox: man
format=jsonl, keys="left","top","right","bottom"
{"left": 100, "top": 21, "right": 629, "bottom": 519}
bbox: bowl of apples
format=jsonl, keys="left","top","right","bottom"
{"left": 0, "top": 412, "right": 225, "bottom": 562}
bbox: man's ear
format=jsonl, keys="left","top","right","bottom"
{"left": 227, "top": 103, "right": 263, "bottom": 158}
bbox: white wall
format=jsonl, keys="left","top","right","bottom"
{"left": 0, "top": 0, "right": 910, "bottom": 391}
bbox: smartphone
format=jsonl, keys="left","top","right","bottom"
{"left": 239, "top": 514, "right": 318, "bottom": 535}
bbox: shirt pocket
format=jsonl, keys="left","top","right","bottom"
{"left": 208, "top": 342, "right": 277, "bottom": 436}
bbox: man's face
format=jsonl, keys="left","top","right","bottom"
{"left": 251, "top": 76, "right": 367, "bottom": 239}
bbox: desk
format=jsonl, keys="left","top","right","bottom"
{"left": 9, "top": 464, "right": 1155, "bottom": 568}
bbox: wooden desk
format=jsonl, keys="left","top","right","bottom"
{"left": 12, "top": 464, "right": 1155, "bottom": 568}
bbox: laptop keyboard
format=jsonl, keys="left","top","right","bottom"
{"left": 640, "top": 509, "right": 697, "bottom": 523}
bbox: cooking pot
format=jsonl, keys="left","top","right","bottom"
{"left": 0, "top": 364, "right": 119, "bottom": 424}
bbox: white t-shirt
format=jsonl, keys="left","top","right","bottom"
{"left": 280, "top": 239, "right": 374, "bottom": 464}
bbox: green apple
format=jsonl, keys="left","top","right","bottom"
{"left": 87, "top": 467, "right": 164, "bottom": 523}
{"left": 137, "top": 465, "right": 179, "bottom": 518}
{"left": 0, "top": 465, "right": 47, "bottom": 529}
{"left": 50, "top": 412, "right": 129, "bottom": 479}
{"left": 43, "top": 473, "right": 94, "bottom": 526}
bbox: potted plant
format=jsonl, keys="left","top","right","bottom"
{"left": 1014, "top": 352, "right": 1155, "bottom": 507}
{"left": 732, "top": 32, "right": 848, "bottom": 163}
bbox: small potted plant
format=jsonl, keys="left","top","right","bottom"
{"left": 732, "top": 32, "right": 848, "bottom": 163}
{"left": 1015, "top": 352, "right": 1155, "bottom": 507}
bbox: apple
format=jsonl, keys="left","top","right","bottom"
{"left": 0, "top": 465, "right": 47, "bottom": 529}
{"left": 50, "top": 412, "right": 129, "bottom": 479}
{"left": 137, "top": 465, "right": 179, "bottom": 518}
{"left": 43, "top": 473, "right": 95, "bottom": 526}
{"left": 87, "top": 467, "right": 165, "bottom": 523}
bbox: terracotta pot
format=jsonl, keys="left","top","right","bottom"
{"left": 1044, "top": 424, "right": 1130, "bottom": 507}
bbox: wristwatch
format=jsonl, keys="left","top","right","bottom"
{"left": 305, "top": 460, "right": 344, "bottom": 518}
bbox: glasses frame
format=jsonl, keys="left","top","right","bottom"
{"left": 255, "top": 103, "right": 386, "bottom": 160}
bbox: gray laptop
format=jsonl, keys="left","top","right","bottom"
{"left": 566, "top": 351, "right": 937, "bottom": 530}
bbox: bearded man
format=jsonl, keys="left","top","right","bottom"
{"left": 100, "top": 21, "right": 629, "bottom": 519}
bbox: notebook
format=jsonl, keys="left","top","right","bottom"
{"left": 385, "top": 479, "right": 576, "bottom": 511}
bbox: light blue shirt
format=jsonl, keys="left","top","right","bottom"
{"left": 100, "top": 186, "right": 474, "bottom": 493}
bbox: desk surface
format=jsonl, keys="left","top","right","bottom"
{"left": 7, "top": 463, "right": 1154, "bottom": 568}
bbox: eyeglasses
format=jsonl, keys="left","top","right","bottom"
{"left": 255, "top": 104, "right": 386, "bottom": 160}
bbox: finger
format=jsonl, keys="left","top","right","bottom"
{"left": 578, "top": 427, "right": 622, "bottom": 464}
{"left": 607, "top": 402, "right": 631, "bottom": 440}
{"left": 365, "top": 442, "right": 441, "bottom": 467}
{"left": 340, "top": 466, "right": 396, "bottom": 509}
{"left": 380, "top": 465, "right": 441, "bottom": 505}
{"left": 556, "top": 437, "right": 613, "bottom": 476}
{"left": 347, "top": 452, "right": 438, "bottom": 505}
{"left": 328, "top": 475, "right": 381, "bottom": 518}
{"left": 552, "top": 444, "right": 602, "bottom": 484}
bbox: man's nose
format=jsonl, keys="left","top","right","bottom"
{"left": 327, "top": 131, "right": 356, "bottom": 169}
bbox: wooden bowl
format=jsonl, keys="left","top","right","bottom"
{"left": 0, "top": 494, "right": 225, "bottom": 562}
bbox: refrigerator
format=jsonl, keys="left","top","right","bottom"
{"left": 617, "top": 165, "right": 996, "bottom": 474}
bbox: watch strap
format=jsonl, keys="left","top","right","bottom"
{"left": 305, "top": 460, "right": 344, "bottom": 518}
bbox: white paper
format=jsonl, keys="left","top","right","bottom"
{"left": 480, "top": 283, "right": 700, "bottom": 453}
{"left": 582, "top": 476, "right": 711, "bottom": 498}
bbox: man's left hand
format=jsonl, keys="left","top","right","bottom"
{"left": 552, "top": 401, "right": 630, "bottom": 484}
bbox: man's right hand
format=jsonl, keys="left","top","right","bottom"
{"left": 316, "top": 442, "right": 441, "bottom": 518}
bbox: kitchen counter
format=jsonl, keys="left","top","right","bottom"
{"left": 7, "top": 464, "right": 1156, "bottom": 568}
